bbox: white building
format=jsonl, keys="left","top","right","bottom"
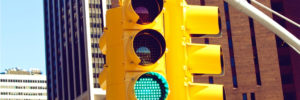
{"left": 0, "top": 70, "right": 47, "bottom": 100}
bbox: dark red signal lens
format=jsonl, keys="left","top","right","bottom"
{"left": 132, "top": 0, "right": 163, "bottom": 24}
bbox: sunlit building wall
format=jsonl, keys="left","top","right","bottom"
{"left": 184, "top": 0, "right": 299, "bottom": 100}
{"left": 0, "top": 72, "right": 47, "bottom": 100}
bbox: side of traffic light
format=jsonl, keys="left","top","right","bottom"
{"left": 164, "top": 0, "right": 223, "bottom": 100}
{"left": 98, "top": 6, "right": 126, "bottom": 100}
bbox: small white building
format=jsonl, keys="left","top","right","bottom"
{"left": 0, "top": 68, "right": 47, "bottom": 100}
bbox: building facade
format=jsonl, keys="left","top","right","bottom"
{"left": 43, "top": 0, "right": 110, "bottom": 99}
{"left": 185, "top": 0, "right": 299, "bottom": 100}
{"left": 0, "top": 68, "right": 47, "bottom": 100}
{"left": 88, "top": 0, "right": 111, "bottom": 100}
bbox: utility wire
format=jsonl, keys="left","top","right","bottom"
{"left": 251, "top": 0, "right": 300, "bottom": 28}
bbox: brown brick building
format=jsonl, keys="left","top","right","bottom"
{"left": 109, "top": 0, "right": 300, "bottom": 100}
{"left": 190, "top": 0, "right": 300, "bottom": 100}
{"left": 192, "top": 0, "right": 284, "bottom": 100}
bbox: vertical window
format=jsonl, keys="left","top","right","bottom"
{"left": 232, "top": 76, "right": 238, "bottom": 87}
{"left": 209, "top": 76, "right": 214, "bottom": 84}
{"left": 224, "top": 2, "right": 238, "bottom": 88}
{"left": 223, "top": 88, "right": 227, "bottom": 100}
{"left": 243, "top": 93, "right": 247, "bottom": 100}
{"left": 250, "top": 93, "right": 255, "bottom": 100}
{"left": 249, "top": 16, "right": 262, "bottom": 86}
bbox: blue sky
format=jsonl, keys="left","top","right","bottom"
{"left": 0, "top": 0, "right": 45, "bottom": 74}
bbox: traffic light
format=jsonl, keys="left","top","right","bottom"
{"left": 164, "top": 0, "right": 224, "bottom": 100}
{"left": 98, "top": 0, "right": 169, "bottom": 100}
{"left": 99, "top": 0, "right": 223, "bottom": 99}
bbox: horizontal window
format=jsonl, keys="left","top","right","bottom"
{"left": 0, "top": 86, "right": 47, "bottom": 90}
{"left": 91, "top": 34, "right": 101, "bottom": 38}
{"left": 90, "top": 23, "right": 101, "bottom": 28}
{"left": 91, "top": 43, "right": 99, "bottom": 48}
{"left": 90, "top": 13, "right": 102, "bottom": 18}
{"left": 0, "top": 79, "right": 46, "bottom": 83}
{"left": 89, "top": 4, "right": 102, "bottom": 8}
{"left": 0, "top": 92, "right": 47, "bottom": 96}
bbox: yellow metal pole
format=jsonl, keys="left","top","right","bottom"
{"left": 104, "top": 8, "right": 126, "bottom": 100}
{"left": 165, "top": 0, "right": 190, "bottom": 100}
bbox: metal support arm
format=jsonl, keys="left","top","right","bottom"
{"left": 224, "top": 0, "right": 300, "bottom": 54}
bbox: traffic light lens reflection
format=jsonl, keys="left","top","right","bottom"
{"left": 134, "top": 6, "right": 151, "bottom": 24}
{"left": 132, "top": 0, "right": 163, "bottom": 24}
{"left": 134, "top": 72, "right": 169, "bottom": 100}
{"left": 133, "top": 29, "right": 166, "bottom": 65}
{"left": 136, "top": 46, "right": 152, "bottom": 64}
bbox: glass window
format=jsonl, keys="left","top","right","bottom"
{"left": 251, "top": 93, "right": 255, "bottom": 100}
{"left": 243, "top": 93, "right": 247, "bottom": 100}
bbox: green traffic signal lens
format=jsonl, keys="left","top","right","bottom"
{"left": 134, "top": 72, "right": 169, "bottom": 100}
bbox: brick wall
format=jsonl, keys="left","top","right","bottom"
{"left": 189, "top": 0, "right": 284, "bottom": 100}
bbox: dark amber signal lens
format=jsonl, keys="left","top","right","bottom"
{"left": 133, "top": 29, "right": 165, "bottom": 65}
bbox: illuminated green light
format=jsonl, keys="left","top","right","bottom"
{"left": 134, "top": 72, "right": 169, "bottom": 100}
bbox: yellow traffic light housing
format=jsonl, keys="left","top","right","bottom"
{"left": 187, "top": 44, "right": 222, "bottom": 74}
{"left": 186, "top": 6, "right": 220, "bottom": 35}
{"left": 164, "top": 0, "right": 223, "bottom": 100}
{"left": 99, "top": 0, "right": 169, "bottom": 100}
{"left": 188, "top": 83, "right": 223, "bottom": 100}
{"left": 99, "top": 0, "right": 223, "bottom": 99}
